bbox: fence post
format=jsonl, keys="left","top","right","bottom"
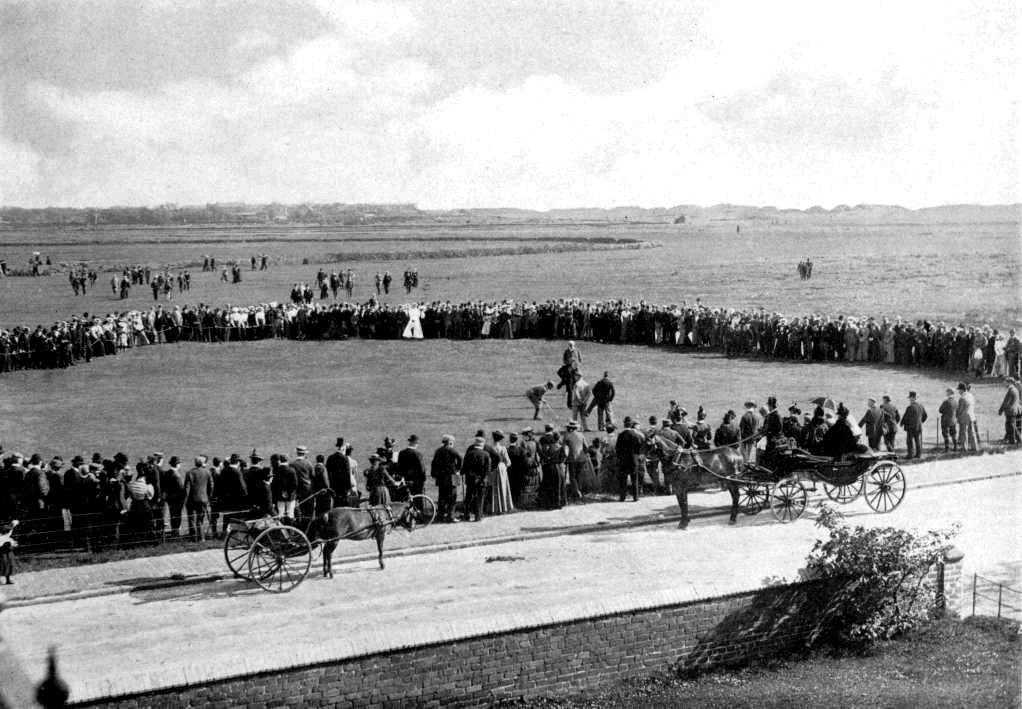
{"left": 972, "top": 573, "right": 977, "bottom": 616}
{"left": 998, "top": 584, "right": 1003, "bottom": 619}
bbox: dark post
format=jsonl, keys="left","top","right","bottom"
{"left": 972, "top": 573, "right": 977, "bottom": 616}
{"left": 36, "top": 646, "right": 69, "bottom": 709}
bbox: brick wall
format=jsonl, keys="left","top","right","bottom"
{"left": 64, "top": 547, "right": 966, "bottom": 709}
{"left": 73, "top": 577, "right": 854, "bottom": 709}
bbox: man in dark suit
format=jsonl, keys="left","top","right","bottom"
{"left": 938, "top": 389, "right": 959, "bottom": 452}
{"left": 997, "top": 378, "right": 1022, "bottom": 444}
{"left": 461, "top": 437, "right": 491, "bottom": 522}
{"left": 859, "top": 398, "right": 884, "bottom": 451}
{"left": 901, "top": 391, "right": 928, "bottom": 459}
{"left": 588, "top": 371, "right": 616, "bottom": 431}
{"left": 430, "top": 435, "right": 462, "bottom": 523}
{"left": 758, "top": 396, "right": 784, "bottom": 467}
{"left": 738, "top": 401, "right": 761, "bottom": 463}
{"left": 183, "top": 456, "right": 214, "bottom": 542}
{"left": 395, "top": 435, "right": 427, "bottom": 496}
{"left": 270, "top": 454, "right": 297, "bottom": 519}
{"left": 290, "top": 445, "right": 315, "bottom": 519}
{"left": 245, "top": 451, "right": 273, "bottom": 516}
{"left": 215, "top": 453, "right": 248, "bottom": 535}
{"left": 614, "top": 416, "right": 645, "bottom": 502}
{"left": 325, "top": 437, "right": 353, "bottom": 507}
{"left": 879, "top": 395, "right": 901, "bottom": 452}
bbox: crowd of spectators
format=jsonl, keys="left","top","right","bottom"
{"left": 2, "top": 296, "right": 1021, "bottom": 378}
{"left": 3, "top": 370, "right": 1020, "bottom": 562}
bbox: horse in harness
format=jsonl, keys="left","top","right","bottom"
{"left": 311, "top": 504, "right": 419, "bottom": 577}
{"left": 646, "top": 433, "right": 744, "bottom": 528}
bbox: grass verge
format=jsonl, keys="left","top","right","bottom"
{"left": 503, "top": 616, "right": 1021, "bottom": 708}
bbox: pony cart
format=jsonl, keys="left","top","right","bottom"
{"left": 223, "top": 510, "right": 317, "bottom": 593}
{"left": 223, "top": 489, "right": 430, "bottom": 592}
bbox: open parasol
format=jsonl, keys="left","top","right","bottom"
{"left": 809, "top": 396, "right": 836, "bottom": 411}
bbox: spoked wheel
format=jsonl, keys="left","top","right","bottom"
{"left": 738, "top": 484, "right": 769, "bottom": 515}
{"left": 224, "top": 528, "right": 255, "bottom": 580}
{"left": 864, "top": 462, "right": 906, "bottom": 513}
{"left": 247, "top": 525, "right": 312, "bottom": 593}
{"left": 770, "top": 478, "right": 808, "bottom": 523}
{"left": 822, "top": 478, "right": 863, "bottom": 505}
{"left": 407, "top": 494, "right": 437, "bottom": 527}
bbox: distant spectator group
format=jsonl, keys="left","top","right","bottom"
{"left": 2, "top": 295, "right": 1021, "bottom": 380}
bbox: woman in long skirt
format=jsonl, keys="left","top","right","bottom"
{"left": 539, "top": 431, "right": 567, "bottom": 510}
{"left": 488, "top": 431, "right": 515, "bottom": 514}
{"left": 365, "top": 454, "right": 399, "bottom": 507}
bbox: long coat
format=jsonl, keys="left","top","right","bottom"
{"left": 396, "top": 447, "right": 427, "bottom": 489}
{"left": 901, "top": 402, "right": 928, "bottom": 433}
{"left": 998, "top": 386, "right": 1021, "bottom": 417}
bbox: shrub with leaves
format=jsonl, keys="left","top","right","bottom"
{"left": 805, "top": 505, "right": 960, "bottom": 644}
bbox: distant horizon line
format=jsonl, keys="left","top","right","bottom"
{"left": 3, "top": 201, "right": 1020, "bottom": 212}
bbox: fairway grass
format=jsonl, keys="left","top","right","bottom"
{"left": 0, "top": 337, "right": 1009, "bottom": 466}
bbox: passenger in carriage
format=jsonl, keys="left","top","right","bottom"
{"left": 801, "top": 406, "right": 830, "bottom": 455}
{"left": 713, "top": 410, "right": 740, "bottom": 447}
{"left": 781, "top": 405, "right": 803, "bottom": 441}
{"left": 821, "top": 404, "right": 864, "bottom": 461}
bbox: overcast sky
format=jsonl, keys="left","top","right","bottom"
{"left": 1, "top": 0, "right": 1018, "bottom": 209}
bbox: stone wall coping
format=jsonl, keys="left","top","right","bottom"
{"left": 69, "top": 577, "right": 824, "bottom": 703}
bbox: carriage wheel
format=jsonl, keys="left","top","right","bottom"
{"left": 224, "top": 528, "right": 255, "bottom": 580}
{"left": 770, "top": 479, "right": 808, "bottom": 523}
{"left": 864, "top": 462, "right": 906, "bottom": 514}
{"left": 407, "top": 494, "right": 437, "bottom": 527}
{"left": 822, "top": 478, "right": 863, "bottom": 505}
{"left": 738, "top": 484, "right": 768, "bottom": 515}
{"left": 247, "top": 525, "right": 312, "bottom": 593}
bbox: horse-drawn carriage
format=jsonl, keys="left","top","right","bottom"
{"left": 223, "top": 487, "right": 436, "bottom": 592}
{"left": 647, "top": 435, "right": 907, "bottom": 526}
{"left": 741, "top": 445, "right": 906, "bottom": 522}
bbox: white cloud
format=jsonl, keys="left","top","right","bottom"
{"left": 313, "top": 0, "right": 417, "bottom": 43}
{"left": 1, "top": 0, "right": 1018, "bottom": 208}
{"left": 241, "top": 36, "right": 360, "bottom": 101}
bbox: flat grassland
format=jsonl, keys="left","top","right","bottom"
{"left": 0, "top": 220, "right": 1019, "bottom": 463}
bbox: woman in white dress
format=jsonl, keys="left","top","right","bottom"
{"left": 488, "top": 431, "right": 515, "bottom": 515}
{"left": 991, "top": 332, "right": 1007, "bottom": 378}
{"left": 402, "top": 303, "right": 424, "bottom": 339}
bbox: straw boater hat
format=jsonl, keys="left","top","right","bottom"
{"left": 566, "top": 420, "right": 579, "bottom": 430}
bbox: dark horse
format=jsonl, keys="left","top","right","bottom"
{"left": 311, "top": 503, "right": 419, "bottom": 577}
{"left": 647, "top": 434, "right": 745, "bottom": 528}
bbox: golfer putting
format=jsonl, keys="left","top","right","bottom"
{"left": 526, "top": 381, "right": 555, "bottom": 420}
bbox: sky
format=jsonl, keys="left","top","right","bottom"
{"left": 0, "top": 0, "right": 1019, "bottom": 210}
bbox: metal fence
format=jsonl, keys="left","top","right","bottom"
{"left": 969, "top": 573, "right": 1021, "bottom": 619}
